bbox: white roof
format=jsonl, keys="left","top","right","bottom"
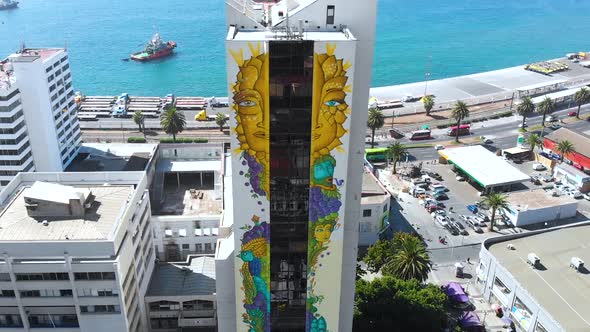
{"left": 439, "top": 145, "right": 529, "bottom": 188}
{"left": 24, "top": 181, "right": 90, "bottom": 204}
{"left": 531, "top": 87, "right": 583, "bottom": 104}
{"left": 158, "top": 160, "right": 220, "bottom": 173}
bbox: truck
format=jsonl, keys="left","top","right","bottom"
{"left": 195, "top": 109, "right": 229, "bottom": 122}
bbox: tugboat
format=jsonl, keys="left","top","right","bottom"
{"left": 130, "top": 33, "right": 177, "bottom": 62}
{"left": 0, "top": 0, "right": 19, "bottom": 10}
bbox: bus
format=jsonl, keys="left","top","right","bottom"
{"left": 409, "top": 129, "right": 432, "bottom": 140}
{"left": 447, "top": 124, "right": 471, "bottom": 136}
{"left": 365, "top": 148, "right": 389, "bottom": 163}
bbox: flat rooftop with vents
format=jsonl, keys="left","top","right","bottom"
{"left": 485, "top": 224, "right": 590, "bottom": 331}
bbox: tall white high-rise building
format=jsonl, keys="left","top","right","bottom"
{"left": 217, "top": 0, "right": 378, "bottom": 331}
{"left": 6, "top": 48, "right": 81, "bottom": 173}
{"left": 0, "top": 66, "right": 35, "bottom": 188}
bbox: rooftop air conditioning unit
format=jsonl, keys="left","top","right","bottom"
{"left": 527, "top": 253, "right": 540, "bottom": 269}
{"left": 570, "top": 257, "right": 584, "bottom": 272}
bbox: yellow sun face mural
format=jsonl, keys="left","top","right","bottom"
{"left": 230, "top": 43, "right": 270, "bottom": 197}
{"left": 311, "top": 44, "right": 351, "bottom": 160}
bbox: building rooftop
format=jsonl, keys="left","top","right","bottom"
{"left": 361, "top": 169, "right": 390, "bottom": 204}
{"left": 8, "top": 48, "right": 64, "bottom": 63}
{"left": 229, "top": 28, "right": 355, "bottom": 42}
{"left": 66, "top": 143, "right": 157, "bottom": 172}
{"left": 487, "top": 224, "right": 590, "bottom": 331}
{"left": 146, "top": 256, "right": 216, "bottom": 297}
{"left": 0, "top": 184, "right": 134, "bottom": 241}
{"left": 439, "top": 145, "right": 530, "bottom": 188}
{"left": 545, "top": 128, "right": 590, "bottom": 158}
{"left": 507, "top": 189, "right": 577, "bottom": 211}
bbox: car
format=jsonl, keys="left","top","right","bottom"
{"left": 532, "top": 163, "right": 546, "bottom": 171}
{"left": 483, "top": 138, "right": 493, "bottom": 144}
{"left": 466, "top": 218, "right": 483, "bottom": 233}
{"left": 476, "top": 212, "right": 490, "bottom": 222}
{"left": 436, "top": 202, "right": 446, "bottom": 209}
{"left": 436, "top": 215, "right": 449, "bottom": 227}
{"left": 530, "top": 175, "right": 541, "bottom": 185}
{"left": 433, "top": 193, "right": 448, "bottom": 200}
{"left": 568, "top": 111, "right": 577, "bottom": 117}
{"left": 583, "top": 193, "right": 590, "bottom": 201}
{"left": 446, "top": 223, "right": 460, "bottom": 236}
{"left": 569, "top": 191, "right": 583, "bottom": 199}
{"left": 451, "top": 221, "right": 469, "bottom": 236}
{"left": 456, "top": 175, "right": 465, "bottom": 181}
{"left": 467, "top": 205, "right": 478, "bottom": 213}
{"left": 431, "top": 184, "right": 448, "bottom": 192}
{"left": 547, "top": 115, "right": 558, "bottom": 122}
{"left": 550, "top": 123, "right": 562, "bottom": 130}
{"left": 414, "top": 188, "right": 426, "bottom": 196}
{"left": 472, "top": 216, "right": 486, "bottom": 227}
{"left": 435, "top": 144, "right": 445, "bottom": 150}
{"left": 542, "top": 174, "right": 553, "bottom": 182}
{"left": 426, "top": 171, "right": 443, "bottom": 180}
{"left": 518, "top": 122, "right": 528, "bottom": 128}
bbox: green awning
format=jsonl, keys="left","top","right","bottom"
{"left": 422, "top": 125, "right": 430, "bottom": 129}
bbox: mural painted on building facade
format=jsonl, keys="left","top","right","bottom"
{"left": 306, "top": 43, "right": 352, "bottom": 332}
{"left": 230, "top": 43, "right": 270, "bottom": 198}
{"left": 229, "top": 42, "right": 271, "bottom": 332}
{"left": 239, "top": 215, "right": 270, "bottom": 332}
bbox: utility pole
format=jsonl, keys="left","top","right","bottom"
{"left": 424, "top": 55, "right": 432, "bottom": 97}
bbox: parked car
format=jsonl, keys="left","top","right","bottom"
{"left": 434, "top": 193, "right": 449, "bottom": 201}
{"left": 431, "top": 184, "right": 448, "bottom": 192}
{"left": 532, "top": 163, "right": 546, "bottom": 171}
{"left": 483, "top": 138, "right": 493, "bottom": 144}
{"left": 568, "top": 111, "right": 577, "bottom": 117}
{"left": 547, "top": 115, "right": 558, "bottom": 122}
{"left": 426, "top": 171, "right": 443, "bottom": 181}
{"left": 452, "top": 221, "right": 469, "bottom": 236}
{"left": 467, "top": 205, "right": 478, "bottom": 213}
{"left": 435, "top": 144, "right": 445, "bottom": 150}
{"left": 550, "top": 123, "right": 562, "bottom": 130}
{"left": 476, "top": 212, "right": 490, "bottom": 222}
{"left": 472, "top": 216, "right": 486, "bottom": 227}
{"left": 530, "top": 175, "right": 541, "bottom": 185}
{"left": 446, "top": 223, "right": 460, "bottom": 236}
{"left": 569, "top": 191, "right": 583, "bottom": 199}
{"left": 456, "top": 175, "right": 465, "bottom": 181}
{"left": 466, "top": 218, "right": 483, "bottom": 233}
{"left": 542, "top": 174, "right": 553, "bottom": 182}
{"left": 436, "top": 215, "right": 449, "bottom": 227}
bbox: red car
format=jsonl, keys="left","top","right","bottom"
{"left": 568, "top": 111, "right": 577, "bottom": 117}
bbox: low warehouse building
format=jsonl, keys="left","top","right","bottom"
{"left": 477, "top": 223, "right": 590, "bottom": 332}
{"left": 438, "top": 145, "right": 530, "bottom": 193}
{"left": 503, "top": 190, "right": 577, "bottom": 227}
{"left": 544, "top": 128, "right": 590, "bottom": 170}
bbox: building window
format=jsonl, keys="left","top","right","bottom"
{"left": 204, "top": 243, "right": 212, "bottom": 253}
{"left": 182, "top": 244, "right": 190, "bottom": 249}
{"left": 59, "top": 289, "right": 73, "bottom": 297}
{"left": 383, "top": 204, "right": 388, "bottom": 213}
{"left": 0, "top": 290, "right": 15, "bottom": 297}
{"left": 74, "top": 272, "right": 116, "bottom": 281}
{"left": 15, "top": 273, "right": 69, "bottom": 281}
{"left": 363, "top": 209, "right": 372, "bottom": 217}
{"left": 326, "top": 5, "right": 335, "bottom": 25}
{"left": 20, "top": 290, "right": 41, "bottom": 297}
{"left": 79, "top": 305, "right": 120, "bottom": 314}
{"left": 195, "top": 243, "right": 203, "bottom": 252}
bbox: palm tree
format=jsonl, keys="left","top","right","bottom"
{"left": 526, "top": 133, "right": 543, "bottom": 152}
{"left": 382, "top": 234, "right": 431, "bottom": 282}
{"left": 422, "top": 95, "right": 435, "bottom": 116}
{"left": 387, "top": 142, "right": 407, "bottom": 174}
{"left": 160, "top": 107, "right": 186, "bottom": 143}
{"left": 451, "top": 101, "right": 470, "bottom": 143}
{"left": 516, "top": 96, "right": 535, "bottom": 129}
{"left": 537, "top": 97, "right": 555, "bottom": 127}
{"left": 574, "top": 87, "right": 590, "bottom": 119}
{"left": 480, "top": 192, "right": 509, "bottom": 232}
{"left": 132, "top": 111, "right": 144, "bottom": 133}
{"left": 215, "top": 112, "right": 227, "bottom": 132}
{"left": 367, "top": 108, "right": 385, "bottom": 148}
{"left": 556, "top": 140, "right": 575, "bottom": 162}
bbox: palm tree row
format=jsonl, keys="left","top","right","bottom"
{"left": 367, "top": 107, "right": 385, "bottom": 148}
{"left": 451, "top": 101, "right": 470, "bottom": 142}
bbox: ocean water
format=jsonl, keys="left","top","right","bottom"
{"left": 1, "top": 0, "right": 590, "bottom": 96}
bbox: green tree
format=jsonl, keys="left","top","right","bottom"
{"left": 556, "top": 139, "right": 575, "bottom": 162}
{"left": 516, "top": 96, "right": 535, "bottom": 129}
{"left": 387, "top": 142, "right": 407, "bottom": 175}
{"left": 160, "top": 107, "right": 186, "bottom": 143}
{"left": 215, "top": 112, "right": 227, "bottom": 131}
{"left": 382, "top": 234, "right": 431, "bottom": 282}
{"left": 526, "top": 133, "right": 543, "bottom": 152}
{"left": 364, "top": 233, "right": 417, "bottom": 273}
{"left": 354, "top": 276, "right": 448, "bottom": 331}
{"left": 367, "top": 108, "right": 385, "bottom": 148}
{"left": 422, "top": 95, "right": 435, "bottom": 116}
{"left": 537, "top": 96, "right": 555, "bottom": 127}
{"left": 574, "top": 87, "right": 590, "bottom": 119}
{"left": 132, "top": 111, "right": 145, "bottom": 133}
{"left": 480, "top": 192, "right": 509, "bottom": 232}
{"left": 451, "top": 101, "right": 470, "bottom": 143}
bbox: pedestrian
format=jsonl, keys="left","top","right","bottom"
{"left": 467, "top": 257, "right": 470, "bottom": 264}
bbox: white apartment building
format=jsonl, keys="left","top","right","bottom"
{"left": 7, "top": 48, "right": 81, "bottom": 172}
{"left": 0, "top": 65, "right": 35, "bottom": 187}
{"left": 359, "top": 169, "right": 391, "bottom": 246}
{"left": 0, "top": 171, "right": 154, "bottom": 331}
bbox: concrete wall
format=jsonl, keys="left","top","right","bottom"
{"left": 358, "top": 198, "right": 389, "bottom": 247}
{"left": 151, "top": 215, "right": 220, "bottom": 261}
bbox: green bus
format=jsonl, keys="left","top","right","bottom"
{"left": 365, "top": 147, "right": 389, "bottom": 162}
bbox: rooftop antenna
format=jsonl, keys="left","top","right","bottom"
{"left": 18, "top": 41, "right": 26, "bottom": 53}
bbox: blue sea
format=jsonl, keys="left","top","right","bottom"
{"left": 1, "top": 0, "right": 589, "bottom": 97}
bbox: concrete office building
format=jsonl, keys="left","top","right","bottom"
{"left": 7, "top": 48, "right": 81, "bottom": 173}
{"left": 359, "top": 168, "right": 391, "bottom": 246}
{"left": 0, "top": 63, "right": 35, "bottom": 188}
{"left": 0, "top": 171, "right": 154, "bottom": 332}
{"left": 220, "top": 0, "right": 378, "bottom": 330}
{"left": 477, "top": 223, "right": 590, "bottom": 331}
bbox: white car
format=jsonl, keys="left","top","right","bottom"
{"left": 456, "top": 175, "right": 465, "bottom": 181}
{"left": 569, "top": 191, "right": 583, "bottom": 199}
{"left": 583, "top": 193, "right": 590, "bottom": 201}
{"left": 436, "top": 215, "right": 449, "bottom": 227}
{"left": 532, "top": 163, "right": 546, "bottom": 171}
{"left": 435, "top": 144, "right": 444, "bottom": 150}
{"left": 483, "top": 138, "right": 493, "bottom": 144}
